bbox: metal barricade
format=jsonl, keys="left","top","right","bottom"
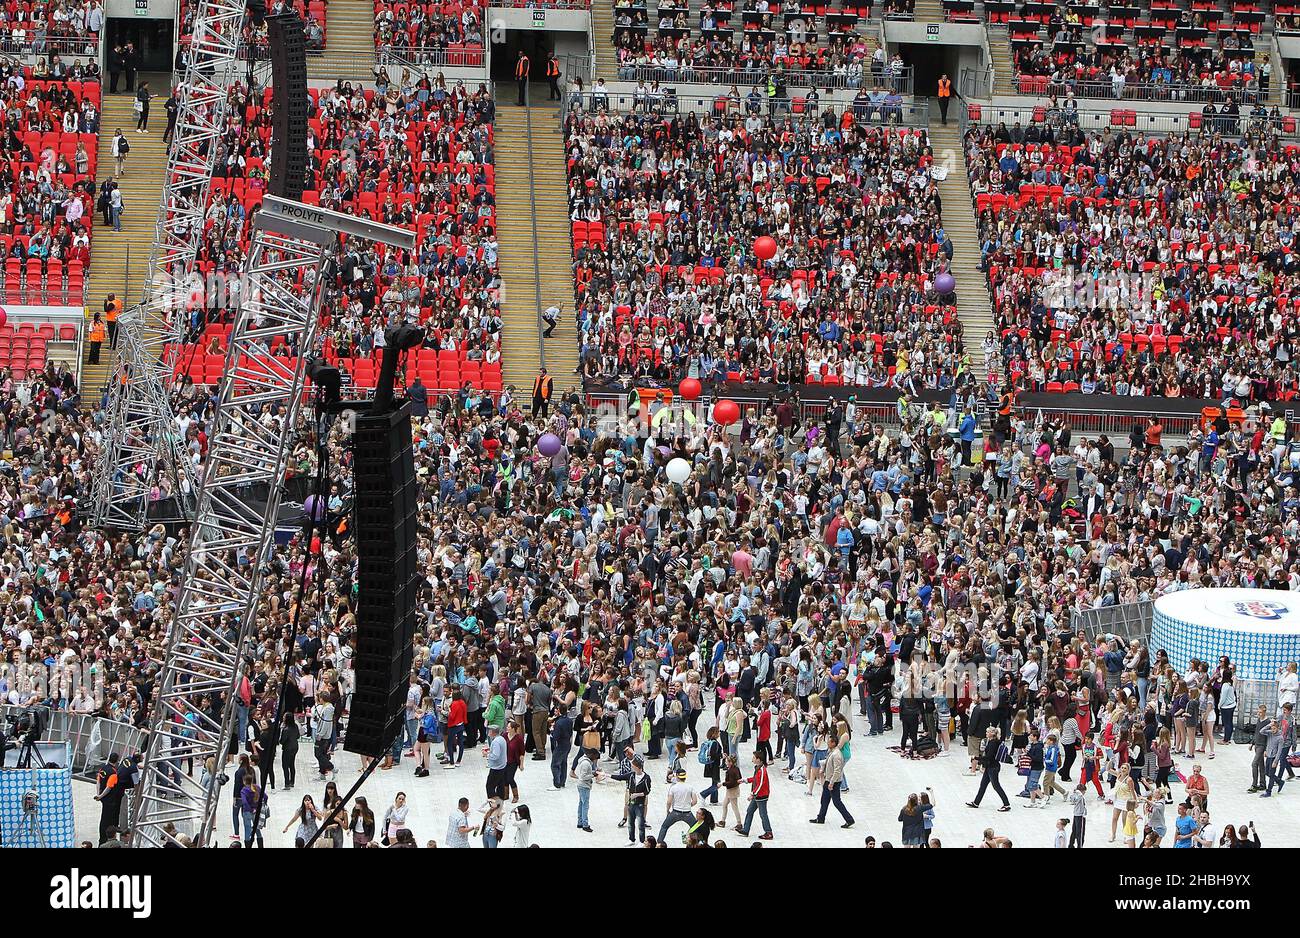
{"left": 1073, "top": 601, "right": 1154, "bottom": 646}
{"left": 1, "top": 705, "right": 148, "bottom": 780}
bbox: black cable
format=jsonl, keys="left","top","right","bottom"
{"left": 302, "top": 744, "right": 384, "bottom": 848}
{"left": 248, "top": 395, "right": 331, "bottom": 842}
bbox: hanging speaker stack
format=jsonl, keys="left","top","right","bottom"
{"left": 343, "top": 405, "right": 421, "bottom": 756}
{"left": 267, "top": 13, "right": 309, "bottom": 200}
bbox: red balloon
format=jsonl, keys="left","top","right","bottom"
{"left": 678, "top": 377, "right": 702, "bottom": 401}
{"left": 0, "top": 308, "right": 7, "bottom": 328}
{"left": 714, "top": 398, "right": 741, "bottom": 426}
{"left": 753, "top": 235, "right": 778, "bottom": 261}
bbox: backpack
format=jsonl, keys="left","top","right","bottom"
{"left": 697, "top": 738, "right": 716, "bottom": 765}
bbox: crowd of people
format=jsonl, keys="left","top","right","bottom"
{"left": 46, "top": 0, "right": 102, "bottom": 56}
{"left": 7, "top": 328, "right": 1300, "bottom": 849}
{"left": 175, "top": 72, "right": 502, "bottom": 388}
{"left": 373, "top": 0, "right": 485, "bottom": 67}
{"left": 1, "top": 64, "right": 99, "bottom": 305}
{"left": 611, "top": 5, "right": 911, "bottom": 90}
{"left": 565, "top": 107, "right": 966, "bottom": 389}
{"left": 1010, "top": 9, "right": 1268, "bottom": 102}
{"left": 965, "top": 114, "right": 1300, "bottom": 400}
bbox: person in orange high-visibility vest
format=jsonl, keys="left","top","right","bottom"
{"left": 104, "top": 292, "right": 122, "bottom": 348}
{"left": 545, "top": 52, "right": 561, "bottom": 100}
{"left": 515, "top": 50, "right": 531, "bottom": 106}
{"left": 937, "top": 73, "right": 953, "bottom": 125}
{"left": 88, "top": 313, "right": 106, "bottom": 364}
{"left": 532, "top": 368, "right": 552, "bottom": 418}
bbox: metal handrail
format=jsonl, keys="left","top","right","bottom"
{"left": 566, "top": 88, "right": 930, "bottom": 125}
{"left": 379, "top": 42, "right": 487, "bottom": 69}
{"left": 1012, "top": 75, "right": 1268, "bottom": 104}
{"left": 612, "top": 62, "right": 913, "bottom": 93}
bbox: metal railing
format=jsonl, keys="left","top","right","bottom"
{"left": 959, "top": 65, "right": 992, "bottom": 100}
{"left": 378, "top": 43, "right": 487, "bottom": 69}
{"left": 1014, "top": 75, "right": 1267, "bottom": 105}
{"left": 1, "top": 705, "right": 148, "bottom": 781}
{"left": 613, "top": 63, "right": 912, "bottom": 93}
{"left": 566, "top": 87, "right": 929, "bottom": 124}
{"left": 1073, "top": 601, "right": 1154, "bottom": 645}
{"left": 967, "top": 103, "right": 1297, "bottom": 138}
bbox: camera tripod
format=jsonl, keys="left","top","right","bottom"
{"left": 5, "top": 795, "right": 46, "bottom": 848}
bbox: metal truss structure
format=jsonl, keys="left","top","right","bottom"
{"left": 92, "top": 0, "right": 247, "bottom": 530}
{"left": 129, "top": 215, "right": 333, "bottom": 848}
{"left": 129, "top": 199, "right": 415, "bottom": 848}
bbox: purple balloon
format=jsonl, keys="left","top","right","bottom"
{"left": 935, "top": 272, "right": 956, "bottom": 295}
{"left": 303, "top": 494, "right": 326, "bottom": 521}
{"left": 537, "top": 433, "right": 563, "bottom": 457}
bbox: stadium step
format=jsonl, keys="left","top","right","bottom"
{"left": 987, "top": 27, "right": 1016, "bottom": 96}
{"left": 494, "top": 103, "right": 580, "bottom": 396}
{"left": 913, "top": 0, "right": 943, "bottom": 21}
{"left": 308, "top": 0, "right": 377, "bottom": 81}
{"left": 928, "top": 114, "right": 996, "bottom": 386}
{"left": 81, "top": 93, "right": 172, "bottom": 407}
{"left": 591, "top": 0, "right": 618, "bottom": 78}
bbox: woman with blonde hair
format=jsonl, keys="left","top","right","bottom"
{"left": 1110, "top": 764, "right": 1135, "bottom": 843}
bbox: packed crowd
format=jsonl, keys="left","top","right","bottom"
{"left": 1, "top": 65, "right": 99, "bottom": 305}
{"left": 1010, "top": 8, "right": 1268, "bottom": 102}
{"left": 46, "top": 0, "right": 103, "bottom": 56}
{"left": 7, "top": 333, "right": 1300, "bottom": 848}
{"left": 176, "top": 73, "right": 502, "bottom": 390}
{"left": 612, "top": 3, "right": 909, "bottom": 88}
{"left": 965, "top": 115, "right": 1300, "bottom": 400}
{"left": 373, "top": 0, "right": 485, "bottom": 67}
{"left": 565, "top": 108, "right": 966, "bottom": 389}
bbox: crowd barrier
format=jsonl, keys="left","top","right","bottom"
{"left": 0, "top": 705, "right": 147, "bottom": 781}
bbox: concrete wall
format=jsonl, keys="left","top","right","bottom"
{"left": 488, "top": 6, "right": 589, "bottom": 34}
{"left": 105, "top": 0, "right": 178, "bottom": 19}
{"left": 883, "top": 19, "right": 986, "bottom": 47}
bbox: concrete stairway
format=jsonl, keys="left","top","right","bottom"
{"left": 82, "top": 93, "right": 170, "bottom": 404}
{"left": 591, "top": 0, "right": 618, "bottom": 79}
{"left": 928, "top": 116, "right": 995, "bottom": 384}
{"left": 987, "top": 27, "right": 1017, "bottom": 95}
{"left": 913, "top": 0, "right": 943, "bottom": 21}
{"left": 308, "top": 0, "right": 377, "bottom": 82}
{"left": 493, "top": 103, "right": 580, "bottom": 395}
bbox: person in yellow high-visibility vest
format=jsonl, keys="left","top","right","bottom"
{"left": 937, "top": 74, "right": 953, "bottom": 125}
{"left": 515, "top": 50, "right": 531, "bottom": 106}
{"left": 88, "top": 313, "right": 106, "bottom": 364}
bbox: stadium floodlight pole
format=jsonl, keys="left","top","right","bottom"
{"left": 130, "top": 199, "right": 414, "bottom": 848}
{"left": 93, "top": 0, "right": 247, "bottom": 530}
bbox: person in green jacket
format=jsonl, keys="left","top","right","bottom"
{"left": 485, "top": 688, "right": 508, "bottom": 734}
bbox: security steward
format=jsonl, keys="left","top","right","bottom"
{"left": 515, "top": 50, "right": 531, "bottom": 106}
{"left": 937, "top": 73, "right": 953, "bottom": 124}
{"left": 546, "top": 52, "right": 561, "bottom": 100}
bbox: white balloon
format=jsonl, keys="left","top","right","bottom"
{"left": 665, "top": 457, "right": 691, "bottom": 484}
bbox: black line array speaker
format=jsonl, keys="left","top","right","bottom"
{"left": 344, "top": 404, "right": 420, "bottom": 757}
{"left": 267, "top": 13, "right": 309, "bottom": 201}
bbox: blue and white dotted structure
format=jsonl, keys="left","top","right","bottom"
{"left": 1151, "top": 588, "right": 1300, "bottom": 681}
{"left": 0, "top": 746, "right": 75, "bottom": 848}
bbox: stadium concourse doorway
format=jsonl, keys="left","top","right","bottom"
{"left": 894, "top": 42, "right": 964, "bottom": 101}
{"left": 106, "top": 15, "right": 174, "bottom": 74}
{"left": 491, "top": 29, "right": 555, "bottom": 102}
